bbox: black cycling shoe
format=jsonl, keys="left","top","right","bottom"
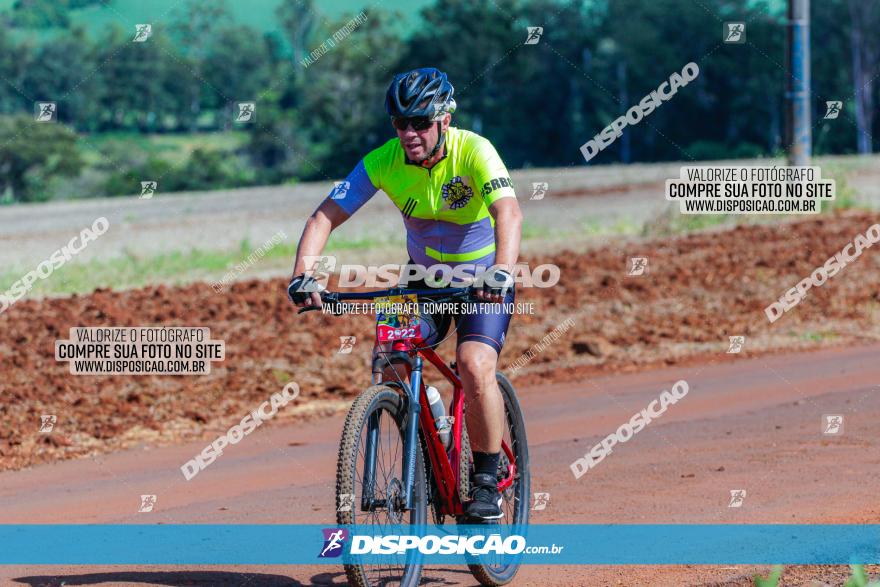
{"left": 464, "top": 473, "right": 503, "bottom": 520}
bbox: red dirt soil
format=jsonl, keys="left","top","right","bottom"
{"left": 1, "top": 343, "right": 879, "bottom": 586}
{"left": 1, "top": 211, "right": 879, "bottom": 472}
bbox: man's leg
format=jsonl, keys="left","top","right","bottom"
{"left": 457, "top": 340, "right": 505, "bottom": 519}
{"left": 453, "top": 287, "right": 515, "bottom": 520}
{"left": 457, "top": 341, "right": 504, "bottom": 453}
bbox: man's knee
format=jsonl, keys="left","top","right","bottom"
{"left": 457, "top": 343, "right": 497, "bottom": 383}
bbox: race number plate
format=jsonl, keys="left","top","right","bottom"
{"left": 375, "top": 294, "right": 420, "bottom": 342}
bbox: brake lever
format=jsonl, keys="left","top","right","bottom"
{"left": 296, "top": 290, "right": 340, "bottom": 314}
{"left": 297, "top": 299, "right": 347, "bottom": 315}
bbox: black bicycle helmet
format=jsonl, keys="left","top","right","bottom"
{"left": 385, "top": 67, "right": 456, "bottom": 119}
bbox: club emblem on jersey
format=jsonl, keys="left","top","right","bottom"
{"left": 441, "top": 176, "right": 473, "bottom": 210}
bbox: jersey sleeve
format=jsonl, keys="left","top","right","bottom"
{"left": 469, "top": 136, "right": 516, "bottom": 206}
{"left": 324, "top": 159, "right": 378, "bottom": 216}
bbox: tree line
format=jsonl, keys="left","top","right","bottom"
{"left": 0, "top": 0, "right": 876, "bottom": 202}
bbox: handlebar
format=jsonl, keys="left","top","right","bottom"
{"left": 296, "top": 286, "right": 473, "bottom": 314}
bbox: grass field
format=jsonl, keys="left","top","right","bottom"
{"left": 0, "top": 201, "right": 863, "bottom": 298}
{"left": 81, "top": 131, "right": 248, "bottom": 167}
{"left": 0, "top": 232, "right": 405, "bottom": 296}
{"left": 1, "top": 154, "right": 876, "bottom": 298}
{"left": 0, "top": 213, "right": 652, "bottom": 297}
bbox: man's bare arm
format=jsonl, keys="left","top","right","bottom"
{"left": 291, "top": 199, "right": 351, "bottom": 277}
{"left": 476, "top": 196, "right": 522, "bottom": 301}
{"left": 488, "top": 197, "right": 523, "bottom": 272}
{"left": 289, "top": 200, "right": 350, "bottom": 307}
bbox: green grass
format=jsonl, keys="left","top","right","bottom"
{"left": 753, "top": 565, "right": 783, "bottom": 587}
{"left": 521, "top": 217, "right": 644, "bottom": 242}
{"left": 575, "top": 217, "right": 641, "bottom": 236}
{"left": 811, "top": 159, "right": 875, "bottom": 212}
{"left": 0, "top": 233, "right": 400, "bottom": 296}
{"left": 825, "top": 172, "right": 865, "bottom": 212}
{"left": 640, "top": 206, "right": 737, "bottom": 237}
{"left": 845, "top": 565, "right": 880, "bottom": 587}
{"left": 5, "top": 215, "right": 633, "bottom": 298}
{"left": 662, "top": 213, "right": 731, "bottom": 234}
{"left": 1, "top": 213, "right": 610, "bottom": 297}
{"left": 271, "top": 368, "right": 294, "bottom": 385}
{"left": 81, "top": 131, "right": 248, "bottom": 166}
{"left": 800, "top": 330, "right": 838, "bottom": 343}
{"left": 752, "top": 565, "right": 880, "bottom": 586}
{"left": 521, "top": 221, "right": 556, "bottom": 240}
{"left": 0, "top": 247, "right": 245, "bottom": 295}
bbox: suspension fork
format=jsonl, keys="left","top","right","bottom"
{"left": 361, "top": 355, "right": 423, "bottom": 511}
{"left": 360, "top": 410, "right": 381, "bottom": 511}
{"left": 401, "top": 355, "right": 423, "bottom": 510}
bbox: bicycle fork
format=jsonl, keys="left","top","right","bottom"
{"left": 361, "top": 356, "right": 423, "bottom": 513}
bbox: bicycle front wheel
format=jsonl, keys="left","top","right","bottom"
{"left": 336, "top": 384, "right": 427, "bottom": 587}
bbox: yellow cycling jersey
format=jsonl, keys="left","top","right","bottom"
{"left": 327, "top": 127, "right": 516, "bottom": 267}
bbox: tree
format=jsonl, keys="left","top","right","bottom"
{"left": 22, "top": 27, "right": 103, "bottom": 131}
{"left": 94, "top": 25, "right": 190, "bottom": 131}
{"left": 276, "top": 0, "right": 318, "bottom": 66}
{"left": 203, "top": 26, "right": 274, "bottom": 116}
{"left": 243, "top": 88, "right": 309, "bottom": 183}
{"left": 406, "top": 0, "right": 521, "bottom": 153}
{"left": 847, "top": 0, "right": 878, "bottom": 154}
{"left": 0, "top": 115, "right": 83, "bottom": 202}
{"left": 812, "top": 0, "right": 858, "bottom": 155}
{"left": 7, "top": 0, "right": 70, "bottom": 28}
{"left": 260, "top": 8, "right": 402, "bottom": 180}
{"left": 0, "top": 27, "right": 33, "bottom": 115}
{"left": 170, "top": 0, "right": 232, "bottom": 131}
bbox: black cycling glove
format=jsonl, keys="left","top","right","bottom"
{"left": 287, "top": 274, "right": 322, "bottom": 304}
{"left": 477, "top": 267, "right": 515, "bottom": 298}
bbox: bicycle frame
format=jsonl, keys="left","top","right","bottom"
{"left": 307, "top": 286, "right": 517, "bottom": 518}
{"left": 368, "top": 330, "right": 515, "bottom": 516}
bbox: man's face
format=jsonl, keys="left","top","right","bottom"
{"left": 395, "top": 113, "right": 450, "bottom": 162}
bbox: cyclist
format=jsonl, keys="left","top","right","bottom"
{"left": 288, "top": 67, "right": 523, "bottom": 520}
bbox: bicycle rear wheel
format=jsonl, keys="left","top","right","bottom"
{"left": 337, "top": 384, "right": 427, "bottom": 587}
{"left": 464, "top": 372, "right": 530, "bottom": 586}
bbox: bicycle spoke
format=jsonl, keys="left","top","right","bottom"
{"left": 346, "top": 398, "right": 412, "bottom": 585}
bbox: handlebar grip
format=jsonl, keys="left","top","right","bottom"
{"left": 294, "top": 289, "right": 336, "bottom": 314}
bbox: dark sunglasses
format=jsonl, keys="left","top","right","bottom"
{"left": 391, "top": 116, "right": 434, "bottom": 131}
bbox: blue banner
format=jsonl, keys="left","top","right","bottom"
{"left": 1, "top": 524, "right": 878, "bottom": 565}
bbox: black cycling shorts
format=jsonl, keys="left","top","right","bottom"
{"left": 399, "top": 270, "right": 515, "bottom": 356}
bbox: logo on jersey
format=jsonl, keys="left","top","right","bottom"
{"left": 480, "top": 176, "right": 513, "bottom": 199}
{"left": 319, "top": 528, "right": 349, "bottom": 558}
{"left": 441, "top": 176, "right": 474, "bottom": 210}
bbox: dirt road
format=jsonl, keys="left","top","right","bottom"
{"left": 2, "top": 343, "right": 878, "bottom": 586}
{"left": 4, "top": 210, "right": 880, "bottom": 473}
{"left": 3, "top": 155, "right": 878, "bottom": 272}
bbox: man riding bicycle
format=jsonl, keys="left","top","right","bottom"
{"left": 288, "top": 67, "right": 523, "bottom": 521}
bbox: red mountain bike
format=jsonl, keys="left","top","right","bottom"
{"left": 301, "top": 286, "right": 529, "bottom": 586}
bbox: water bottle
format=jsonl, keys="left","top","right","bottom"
{"left": 425, "top": 385, "right": 452, "bottom": 449}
